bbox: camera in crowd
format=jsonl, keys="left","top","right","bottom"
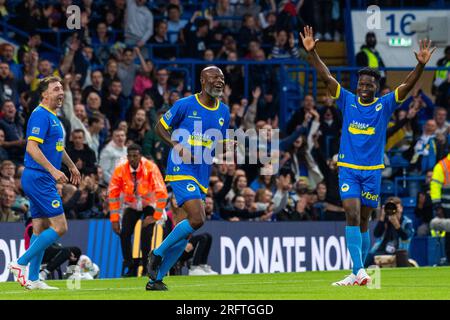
{"left": 384, "top": 201, "right": 398, "bottom": 216}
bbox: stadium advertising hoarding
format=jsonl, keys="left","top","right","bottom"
{"left": 0, "top": 221, "right": 357, "bottom": 281}
{"left": 351, "top": 9, "right": 449, "bottom": 67}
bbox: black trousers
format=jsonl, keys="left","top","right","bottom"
{"left": 180, "top": 233, "right": 212, "bottom": 266}
{"left": 42, "top": 244, "right": 81, "bottom": 278}
{"left": 120, "top": 206, "right": 155, "bottom": 273}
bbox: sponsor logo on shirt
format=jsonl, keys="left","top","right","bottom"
{"left": 165, "top": 110, "right": 172, "bottom": 120}
{"left": 348, "top": 121, "right": 375, "bottom": 135}
{"left": 375, "top": 103, "right": 383, "bottom": 111}
{"left": 186, "top": 183, "right": 196, "bottom": 192}
{"left": 56, "top": 138, "right": 64, "bottom": 152}
{"left": 32, "top": 127, "right": 40, "bottom": 135}
{"left": 219, "top": 118, "right": 225, "bottom": 126}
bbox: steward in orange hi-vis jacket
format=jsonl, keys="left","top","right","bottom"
{"left": 108, "top": 144, "right": 168, "bottom": 276}
{"left": 109, "top": 152, "right": 168, "bottom": 223}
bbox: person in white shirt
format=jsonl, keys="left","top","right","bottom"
{"left": 99, "top": 128, "right": 127, "bottom": 183}
{"left": 434, "top": 107, "right": 450, "bottom": 136}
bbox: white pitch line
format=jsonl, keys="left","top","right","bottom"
{"left": 0, "top": 279, "right": 328, "bottom": 295}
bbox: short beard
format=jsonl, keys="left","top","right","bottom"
{"left": 205, "top": 87, "right": 223, "bottom": 99}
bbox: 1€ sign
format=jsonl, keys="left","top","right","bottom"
{"left": 66, "top": 5, "right": 81, "bottom": 30}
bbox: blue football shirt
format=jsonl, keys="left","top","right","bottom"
{"left": 333, "top": 84, "right": 405, "bottom": 169}
{"left": 24, "top": 105, "right": 64, "bottom": 171}
{"left": 160, "top": 94, "right": 230, "bottom": 193}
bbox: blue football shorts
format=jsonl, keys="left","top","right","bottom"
{"left": 170, "top": 180, "right": 206, "bottom": 207}
{"left": 21, "top": 168, "right": 64, "bottom": 219}
{"left": 338, "top": 167, "right": 382, "bottom": 208}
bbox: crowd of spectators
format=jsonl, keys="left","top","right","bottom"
{"left": 0, "top": 1, "right": 449, "bottom": 237}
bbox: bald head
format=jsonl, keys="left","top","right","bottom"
{"left": 200, "top": 66, "right": 225, "bottom": 99}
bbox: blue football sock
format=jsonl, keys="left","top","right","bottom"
{"left": 361, "top": 231, "right": 371, "bottom": 267}
{"left": 153, "top": 219, "right": 194, "bottom": 257}
{"left": 345, "top": 226, "right": 363, "bottom": 275}
{"left": 17, "top": 228, "right": 59, "bottom": 266}
{"left": 156, "top": 238, "right": 188, "bottom": 281}
{"left": 28, "top": 234, "right": 46, "bottom": 281}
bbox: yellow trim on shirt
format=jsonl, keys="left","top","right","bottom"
{"left": 39, "top": 104, "right": 57, "bottom": 116}
{"left": 28, "top": 136, "right": 44, "bottom": 144}
{"left": 337, "top": 161, "right": 385, "bottom": 170}
{"left": 160, "top": 117, "right": 170, "bottom": 130}
{"left": 165, "top": 175, "right": 208, "bottom": 194}
{"left": 195, "top": 94, "right": 219, "bottom": 111}
{"left": 331, "top": 83, "right": 341, "bottom": 99}
{"left": 394, "top": 87, "right": 406, "bottom": 103}
{"left": 358, "top": 97, "right": 379, "bottom": 106}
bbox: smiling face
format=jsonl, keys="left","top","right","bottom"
{"left": 201, "top": 67, "right": 225, "bottom": 99}
{"left": 356, "top": 74, "right": 378, "bottom": 103}
{"left": 1, "top": 101, "right": 16, "bottom": 120}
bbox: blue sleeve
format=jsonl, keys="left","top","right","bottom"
{"left": 159, "top": 99, "right": 187, "bottom": 130}
{"left": 332, "top": 84, "right": 352, "bottom": 112}
{"left": 27, "top": 111, "right": 49, "bottom": 144}
{"left": 384, "top": 88, "right": 407, "bottom": 116}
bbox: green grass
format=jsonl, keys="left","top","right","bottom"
{"left": 1, "top": 267, "right": 450, "bottom": 300}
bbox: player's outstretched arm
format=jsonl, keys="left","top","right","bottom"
{"left": 300, "top": 26, "right": 339, "bottom": 98}
{"left": 396, "top": 39, "right": 436, "bottom": 101}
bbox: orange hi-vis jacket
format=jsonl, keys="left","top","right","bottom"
{"left": 108, "top": 157, "right": 168, "bottom": 223}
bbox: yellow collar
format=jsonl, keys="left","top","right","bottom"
{"left": 39, "top": 104, "right": 57, "bottom": 116}
{"left": 195, "top": 94, "right": 219, "bottom": 111}
{"left": 358, "top": 97, "right": 379, "bottom": 106}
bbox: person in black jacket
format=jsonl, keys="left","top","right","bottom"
{"left": 65, "top": 129, "right": 97, "bottom": 176}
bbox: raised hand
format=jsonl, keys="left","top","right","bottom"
{"left": 414, "top": 39, "right": 436, "bottom": 65}
{"left": 299, "top": 25, "right": 319, "bottom": 52}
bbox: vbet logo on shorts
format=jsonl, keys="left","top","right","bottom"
{"left": 186, "top": 183, "right": 196, "bottom": 192}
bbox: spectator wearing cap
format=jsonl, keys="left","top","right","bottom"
{"left": 355, "top": 32, "right": 386, "bottom": 87}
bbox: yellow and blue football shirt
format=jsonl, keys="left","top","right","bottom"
{"left": 160, "top": 94, "right": 230, "bottom": 196}
{"left": 22, "top": 104, "right": 65, "bottom": 218}
{"left": 333, "top": 84, "right": 406, "bottom": 170}
{"left": 24, "top": 105, "right": 64, "bottom": 171}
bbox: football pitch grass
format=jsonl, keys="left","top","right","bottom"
{"left": 1, "top": 267, "right": 449, "bottom": 300}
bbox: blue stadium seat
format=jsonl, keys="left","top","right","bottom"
{"left": 401, "top": 197, "right": 417, "bottom": 208}
{"left": 381, "top": 179, "right": 395, "bottom": 195}
{"left": 389, "top": 154, "right": 409, "bottom": 168}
